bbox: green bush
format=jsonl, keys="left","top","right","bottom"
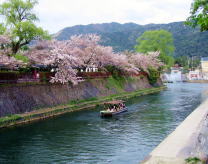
{"left": 14, "top": 54, "right": 29, "bottom": 63}
{"left": 185, "top": 157, "right": 202, "bottom": 164}
{"left": 106, "top": 76, "right": 126, "bottom": 92}
{"left": 18, "top": 67, "right": 33, "bottom": 73}
{"left": 105, "top": 65, "right": 123, "bottom": 78}
{"left": 147, "top": 68, "right": 160, "bottom": 85}
{"left": 0, "top": 115, "right": 22, "bottom": 124}
{"left": 68, "top": 97, "right": 98, "bottom": 105}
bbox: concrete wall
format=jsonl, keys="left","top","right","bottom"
{"left": 142, "top": 99, "right": 208, "bottom": 164}
{"left": 0, "top": 76, "right": 159, "bottom": 117}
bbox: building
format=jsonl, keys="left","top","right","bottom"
{"left": 201, "top": 57, "right": 208, "bottom": 80}
{"left": 80, "top": 65, "right": 98, "bottom": 73}
{"left": 201, "top": 57, "right": 208, "bottom": 73}
{"left": 170, "top": 67, "right": 182, "bottom": 82}
{"left": 187, "top": 69, "right": 202, "bottom": 80}
{"left": 162, "top": 66, "right": 183, "bottom": 82}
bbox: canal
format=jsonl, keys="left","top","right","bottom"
{"left": 0, "top": 83, "right": 208, "bottom": 164}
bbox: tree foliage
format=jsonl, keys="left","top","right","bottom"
{"left": 135, "top": 30, "right": 175, "bottom": 67}
{"left": 0, "top": 0, "right": 50, "bottom": 54}
{"left": 0, "top": 24, "right": 6, "bottom": 34}
{"left": 25, "top": 34, "right": 163, "bottom": 85}
{"left": 175, "top": 56, "right": 200, "bottom": 71}
{"left": 128, "top": 51, "right": 163, "bottom": 73}
{"left": 186, "top": 0, "right": 208, "bottom": 31}
{"left": 147, "top": 68, "right": 160, "bottom": 85}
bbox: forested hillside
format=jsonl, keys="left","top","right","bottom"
{"left": 55, "top": 22, "right": 208, "bottom": 57}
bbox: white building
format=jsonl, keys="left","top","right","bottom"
{"left": 80, "top": 65, "right": 98, "bottom": 73}
{"left": 162, "top": 66, "right": 183, "bottom": 82}
{"left": 201, "top": 57, "right": 208, "bottom": 80}
{"left": 201, "top": 57, "right": 208, "bottom": 73}
{"left": 187, "top": 69, "right": 202, "bottom": 80}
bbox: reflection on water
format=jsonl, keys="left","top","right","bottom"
{"left": 0, "top": 83, "right": 208, "bottom": 164}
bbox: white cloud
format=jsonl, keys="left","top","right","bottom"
{"left": 0, "top": 0, "right": 193, "bottom": 33}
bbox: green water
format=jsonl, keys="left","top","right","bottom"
{"left": 0, "top": 83, "right": 208, "bottom": 164}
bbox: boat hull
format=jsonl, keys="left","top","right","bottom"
{"left": 100, "top": 108, "right": 128, "bottom": 117}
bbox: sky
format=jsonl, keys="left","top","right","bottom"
{"left": 1, "top": 0, "right": 193, "bottom": 34}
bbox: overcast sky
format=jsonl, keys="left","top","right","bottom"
{"left": 1, "top": 0, "right": 193, "bottom": 34}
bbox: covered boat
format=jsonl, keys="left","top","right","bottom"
{"left": 100, "top": 100, "right": 127, "bottom": 117}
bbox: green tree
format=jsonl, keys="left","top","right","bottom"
{"left": 186, "top": 0, "right": 208, "bottom": 31}
{"left": 175, "top": 56, "right": 201, "bottom": 72}
{"left": 0, "top": 24, "right": 6, "bottom": 34}
{"left": 135, "top": 30, "right": 175, "bottom": 67}
{"left": 0, "top": 0, "right": 50, "bottom": 54}
{"left": 175, "top": 56, "right": 189, "bottom": 68}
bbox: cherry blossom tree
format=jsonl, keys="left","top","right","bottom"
{"left": 0, "top": 35, "right": 11, "bottom": 55}
{"left": 25, "top": 34, "right": 164, "bottom": 85}
{"left": 66, "top": 35, "right": 139, "bottom": 74}
{"left": 0, "top": 35, "right": 10, "bottom": 45}
{"left": 25, "top": 35, "right": 132, "bottom": 84}
{"left": 128, "top": 51, "right": 164, "bottom": 73}
{"left": 25, "top": 40, "right": 82, "bottom": 85}
{"left": 0, "top": 35, "right": 24, "bottom": 68}
{"left": 0, "top": 55, "right": 23, "bottom": 68}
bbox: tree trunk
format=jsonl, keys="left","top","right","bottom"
{"left": 12, "top": 43, "right": 20, "bottom": 54}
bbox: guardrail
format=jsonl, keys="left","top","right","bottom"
{"left": 0, "top": 71, "right": 148, "bottom": 84}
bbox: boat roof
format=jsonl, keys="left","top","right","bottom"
{"left": 104, "top": 100, "right": 124, "bottom": 105}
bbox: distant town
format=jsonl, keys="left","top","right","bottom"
{"left": 162, "top": 57, "right": 208, "bottom": 83}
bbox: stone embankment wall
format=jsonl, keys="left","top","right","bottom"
{"left": 0, "top": 76, "right": 161, "bottom": 117}
{"left": 187, "top": 80, "right": 208, "bottom": 83}
{"left": 142, "top": 98, "right": 208, "bottom": 164}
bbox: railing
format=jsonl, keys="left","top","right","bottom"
{"left": 0, "top": 71, "right": 148, "bottom": 84}
{"left": 77, "top": 72, "right": 112, "bottom": 79}
{"left": 0, "top": 72, "right": 41, "bottom": 84}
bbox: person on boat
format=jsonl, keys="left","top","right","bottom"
{"left": 119, "top": 104, "right": 123, "bottom": 111}
{"left": 117, "top": 105, "right": 120, "bottom": 111}
{"left": 113, "top": 105, "right": 117, "bottom": 112}
{"left": 117, "top": 105, "right": 121, "bottom": 112}
{"left": 110, "top": 107, "right": 114, "bottom": 112}
{"left": 107, "top": 108, "right": 111, "bottom": 112}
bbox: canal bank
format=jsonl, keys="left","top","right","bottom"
{"left": 142, "top": 95, "right": 208, "bottom": 164}
{"left": 0, "top": 86, "right": 166, "bottom": 128}
{"left": 0, "top": 76, "right": 158, "bottom": 117}
{"left": 187, "top": 80, "right": 208, "bottom": 83}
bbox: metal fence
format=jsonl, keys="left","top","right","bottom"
{"left": 0, "top": 71, "right": 147, "bottom": 84}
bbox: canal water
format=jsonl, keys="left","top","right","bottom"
{"left": 0, "top": 83, "right": 208, "bottom": 164}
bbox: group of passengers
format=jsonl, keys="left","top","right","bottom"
{"left": 107, "top": 103, "right": 125, "bottom": 112}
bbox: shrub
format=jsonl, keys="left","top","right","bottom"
{"left": 185, "top": 157, "right": 202, "bottom": 164}
{"left": 14, "top": 54, "right": 29, "bottom": 63}
{"left": 147, "top": 68, "right": 160, "bottom": 85}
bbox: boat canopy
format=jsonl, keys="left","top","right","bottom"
{"left": 104, "top": 100, "right": 124, "bottom": 105}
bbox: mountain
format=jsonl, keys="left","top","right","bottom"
{"left": 54, "top": 22, "right": 208, "bottom": 57}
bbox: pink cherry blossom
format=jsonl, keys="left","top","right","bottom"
{"left": 25, "top": 34, "right": 164, "bottom": 85}
{"left": 128, "top": 51, "right": 163, "bottom": 73}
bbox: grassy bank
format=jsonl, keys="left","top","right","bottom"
{"left": 0, "top": 86, "right": 166, "bottom": 129}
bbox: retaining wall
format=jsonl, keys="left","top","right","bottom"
{"left": 0, "top": 76, "right": 161, "bottom": 117}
